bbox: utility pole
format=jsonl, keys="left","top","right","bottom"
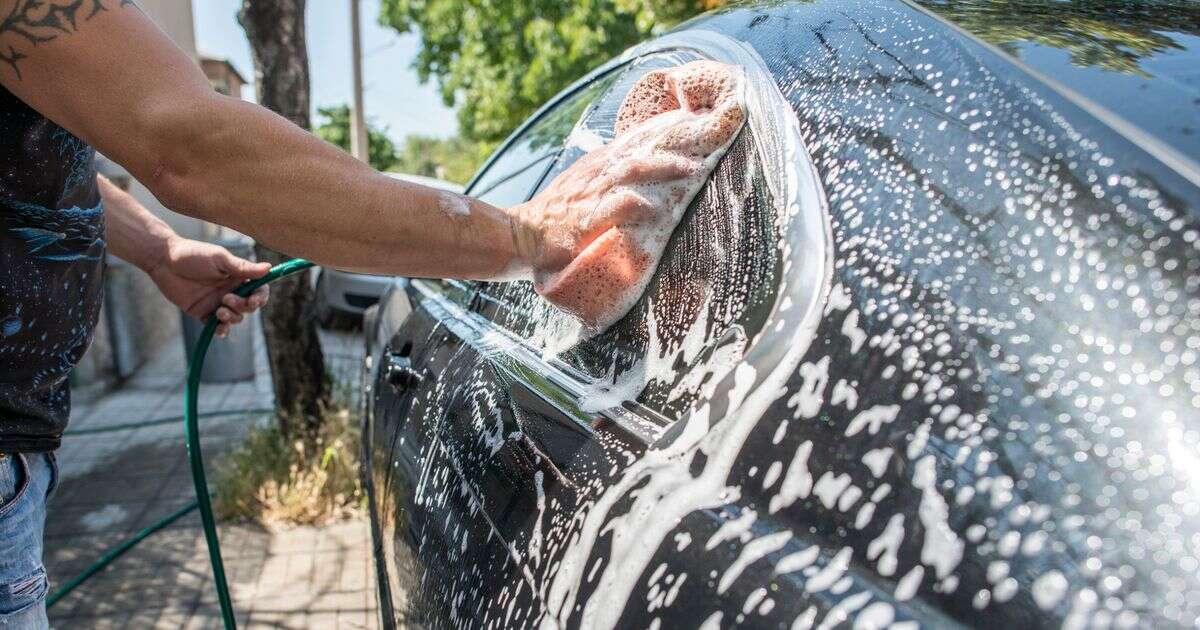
{"left": 349, "top": 0, "right": 369, "bottom": 162}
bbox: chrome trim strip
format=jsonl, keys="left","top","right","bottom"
{"left": 410, "top": 279, "right": 672, "bottom": 445}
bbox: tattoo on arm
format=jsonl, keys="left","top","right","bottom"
{"left": 0, "top": 0, "right": 136, "bottom": 80}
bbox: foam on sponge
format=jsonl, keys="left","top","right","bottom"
{"left": 533, "top": 60, "right": 747, "bottom": 332}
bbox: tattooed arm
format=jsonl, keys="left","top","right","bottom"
{"left": 0, "top": 0, "right": 726, "bottom": 300}
{"left": 0, "top": 0, "right": 527, "bottom": 279}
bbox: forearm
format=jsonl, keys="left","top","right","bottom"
{"left": 146, "top": 94, "right": 524, "bottom": 280}
{"left": 0, "top": 2, "right": 522, "bottom": 281}
{"left": 99, "top": 174, "right": 176, "bottom": 273}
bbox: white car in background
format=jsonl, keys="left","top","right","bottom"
{"left": 312, "top": 172, "right": 462, "bottom": 327}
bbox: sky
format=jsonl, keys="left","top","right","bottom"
{"left": 192, "top": 0, "right": 459, "bottom": 140}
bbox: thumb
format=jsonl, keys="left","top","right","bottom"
{"left": 220, "top": 252, "right": 272, "bottom": 280}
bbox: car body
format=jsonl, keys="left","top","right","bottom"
{"left": 362, "top": 1, "right": 1200, "bottom": 627}
{"left": 313, "top": 173, "right": 462, "bottom": 327}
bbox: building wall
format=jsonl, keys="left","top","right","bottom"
{"left": 201, "top": 59, "right": 247, "bottom": 99}
{"left": 119, "top": 0, "right": 210, "bottom": 242}
{"left": 138, "top": 0, "right": 199, "bottom": 61}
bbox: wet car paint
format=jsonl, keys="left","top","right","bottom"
{"left": 363, "top": 1, "right": 1200, "bottom": 627}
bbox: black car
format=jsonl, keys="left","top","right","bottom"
{"left": 362, "top": 1, "right": 1200, "bottom": 627}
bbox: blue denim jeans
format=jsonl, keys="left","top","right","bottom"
{"left": 0, "top": 453, "right": 56, "bottom": 630}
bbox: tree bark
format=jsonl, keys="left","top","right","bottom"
{"left": 238, "top": 0, "right": 330, "bottom": 439}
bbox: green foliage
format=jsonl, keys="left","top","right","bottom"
{"left": 916, "top": 0, "right": 1199, "bottom": 76}
{"left": 213, "top": 407, "right": 365, "bottom": 527}
{"left": 314, "top": 104, "right": 400, "bottom": 171}
{"left": 378, "top": 0, "right": 721, "bottom": 144}
{"left": 392, "top": 134, "right": 494, "bottom": 185}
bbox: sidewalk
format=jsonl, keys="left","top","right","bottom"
{"left": 46, "top": 325, "right": 378, "bottom": 628}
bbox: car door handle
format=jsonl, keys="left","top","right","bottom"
{"left": 384, "top": 351, "right": 426, "bottom": 391}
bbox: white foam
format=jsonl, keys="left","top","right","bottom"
{"left": 566, "top": 127, "right": 608, "bottom": 153}
{"left": 718, "top": 530, "right": 791, "bottom": 594}
{"left": 768, "top": 440, "right": 814, "bottom": 514}
{"left": 861, "top": 447, "right": 893, "bottom": 478}
{"left": 894, "top": 565, "right": 924, "bottom": 602}
{"left": 844, "top": 404, "right": 900, "bottom": 437}
{"left": 816, "top": 591, "right": 871, "bottom": 630}
{"left": 775, "top": 545, "right": 819, "bottom": 574}
{"left": 705, "top": 508, "right": 757, "bottom": 551}
{"left": 805, "top": 546, "right": 852, "bottom": 593}
{"left": 1032, "top": 570, "right": 1068, "bottom": 610}
{"left": 866, "top": 514, "right": 905, "bottom": 577}
{"left": 913, "top": 455, "right": 964, "bottom": 580}
{"left": 853, "top": 602, "right": 895, "bottom": 630}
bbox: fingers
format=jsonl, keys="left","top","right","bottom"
{"left": 251, "top": 285, "right": 270, "bottom": 308}
{"left": 610, "top": 154, "right": 696, "bottom": 185}
{"left": 208, "top": 284, "right": 269, "bottom": 338}
{"left": 220, "top": 286, "right": 269, "bottom": 316}
{"left": 579, "top": 188, "right": 655, "bottom": 245}
{"left": 215, "top": 306, "right": 244, "bottom": 326}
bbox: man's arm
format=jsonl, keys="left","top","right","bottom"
{"left": 0, "top": 1, "right": 522, "bottom": 278}
{"left": 0, "top": 1, "right": 734, "bottom": 297}
{"left": 101, "top": 175, "right": 270, "bottom": 337}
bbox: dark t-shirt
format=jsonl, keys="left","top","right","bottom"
{"left": 0, "top": 86, "right": 105, "bottom": 453}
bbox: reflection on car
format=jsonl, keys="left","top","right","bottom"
{"left": 312, "top": 173, "right": 461, "bottom": 328}
{"left": 361, "top": 0, "right": 1200, "bottom": 628}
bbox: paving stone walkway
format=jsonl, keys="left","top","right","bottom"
{"left": 46, "top": 325, "right": 378, "bottom": 629}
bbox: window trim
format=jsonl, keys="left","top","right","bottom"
{"left": 409, "top": 278, "right": 674, "bottom": 445}
{"left": 463, "top": 63, "right": 630, "bottom": 197}
{"left": 470, "top": 152, "right": 558, "bottom": 204}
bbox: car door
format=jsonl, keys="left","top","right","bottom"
{"left": 364, "top": 73, "right": 624, "bottom": 627}
{"left": 374, "top": 44, "right": 849, "bottom": 628}
{"left": 375, "top": 5, "right": 1200, "bottom": 628}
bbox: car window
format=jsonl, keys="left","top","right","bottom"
{"left": 468, "top": 74, "right": 619, "bottom": 208}
{"left": 471, "top": 52, "right": 785, "bottom": 421}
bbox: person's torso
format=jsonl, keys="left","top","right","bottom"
{"left": 0, "top": 85, "right": 105, "bottom": 453}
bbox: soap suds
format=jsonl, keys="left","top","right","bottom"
{"left": 1032, "top": 570, "right": 1068, "bottom": 610}
{"left": 912, "top": 455, "right": 964, "bottom": 580}
{"left": 718, "top": 531, "right": 791, "bottom": 594}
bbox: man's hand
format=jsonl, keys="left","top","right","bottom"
{"left": 513, "top": 60, "right": 746, "bottom": 330}
{"left": 148, "top": 237, "right": 271, "bottom": 338}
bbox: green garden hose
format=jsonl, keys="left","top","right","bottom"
{"left": 47, "top": 410, "right": 270, "bottom": 609}
{"left": 184, "top": 258, "right": 315, "bottom": 629}
{"left": 45, "top": 259, "right": 315, "bottom": 629}
{"left": 45, "top": 500, "right": 201, "bottom": 609}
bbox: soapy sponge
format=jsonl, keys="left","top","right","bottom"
{"left": 534, "top": 60, "right": 747, "bottom": 332}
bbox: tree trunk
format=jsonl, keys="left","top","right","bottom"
{"left": 238, "top": 0, "right": 330, "bottom": 439}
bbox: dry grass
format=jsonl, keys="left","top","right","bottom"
{"left": 213, "top": 406, "right": 366, "bottom": 529}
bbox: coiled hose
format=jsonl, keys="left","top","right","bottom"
{"left": 47, "top": 258, "right": 315, "bottom": 630}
